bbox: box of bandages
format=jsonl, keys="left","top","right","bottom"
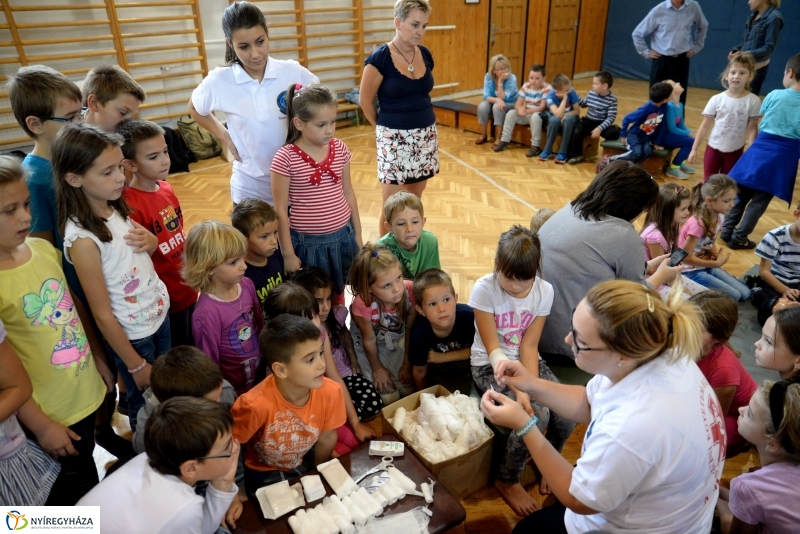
{"left": 380, "top": 385, "right": 493, "bottom": 500}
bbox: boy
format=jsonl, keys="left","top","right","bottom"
{"left": 539, "top": 74, "right": 581, "bottom": 163}
{"left": 119, "top": 118, "right": 198, "bottom": 347}
{"left": 232, "top": 198, "right": 285, "bottom": 319}
{"left": 493, "top": 64, "right": 551, "bottom": 157}
{"left": 409, "top": 269, "right": 474, "bottom": 393}
{"left": 529, "top": 208, "right": 555, "bottom": 234}
{"left": 566, "top": 70, "right": 621, "bottom": 164}
{"left": 82, "top": 65, "right": 146, "bottom": 132}
{"left": 596, "top": 81, "right": 674, "bottom": 173}
{"left": 377, "top": 191, "right": 440, "bottom": 280}
{"left": 231, "top": 314, "right": 345, "bottom": 499}
{"left": 78, "top": 397, "right": 239, "bottom": 534}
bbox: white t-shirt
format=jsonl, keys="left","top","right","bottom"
{"left": 191, "top": 60, "right": 318, "bottom": 203}
{"left": 468, "top": 273, "right": 554, "bottom": 367}
{"left": 702, "top": 92, "right": 762, "bottom": 153}
{"left": 64, "top": 211, "right": 169, "bottom": 340}
{"left": 565, "top": 356, "right": 726, "bottom": 534}
{"left": 77, "top": 453, "right": 237, "bottom": 534}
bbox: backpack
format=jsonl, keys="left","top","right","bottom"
{"left": 163, "top": 126, "right": 196, "bottom": 174}
{"left": 177, "top": 115, "right": 222, "bottom": 160}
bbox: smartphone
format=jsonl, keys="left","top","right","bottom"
{"left": 668, "top": 248, "right": 689, "bottom": 267}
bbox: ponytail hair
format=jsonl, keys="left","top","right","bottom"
{"left": 689, "top": 290, "right": 741, "bottom": 357}
{"left": 285, "top": 83, "right": 337, "bottom": 145}
{"left": 347, "top": 243, "right": 408, "bottom": 329}
{"left": 222, "top": 1, "right": 268, "bottom": 66}
{"left": 642, "top": 182, "right": 691, "bottom": 252}
{"left": 585, "top": 280, "right": 703, "bottom": 365}
{"left": 762, "top": 380, "right": 800, "bottom": 460}
{"left": 689, "top": 174, "right": 737, "bottom": 239}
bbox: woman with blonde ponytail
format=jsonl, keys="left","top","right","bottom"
{"left": 481, "top": 280, "right": 726, "bottom": 534}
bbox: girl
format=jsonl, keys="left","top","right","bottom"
{"left": 270, "top": 83, "right": 363, "bottom": 297}
{"left": 688, "top": 53, "right": 761, "bottom": 180}
{"left": 53, "top": 123, "right": 169, "bottom": 434}
{"left": 660, "top": 80, "right": 697, "bottom": 179}
{"left": 348, "top": 244, "right": 417, "bottom": 405}
{"left": 183, "top": 220, "right": 265, "bottom": 396}
{"left": 679, "top": 174, "right": 751, "bottom": 301}
{"left": 468, "top": 225, "right": 574, "bottom": 518}
{"left": 263, "top": 282, "right": 376, "bottom": 453}
{"left": 716, "top": 380, "right": 800, "bottom": 533}
{"left": 690, "top": 291, "right": 758, "bottom": 456}
{"left": 189, "top": 1, "right": 318, "bottom": 204}
{"left": 754, "top": 307, "right": 800, "bottom": 383}
{"left": 475, "top": 54, "right": 518, "bottom": 146}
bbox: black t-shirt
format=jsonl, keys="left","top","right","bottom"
{"left": 244, "top": 253, "right": 285, "bottom": 319}
{"left": 409, "top": 304, "right": 475, "bottom": 367}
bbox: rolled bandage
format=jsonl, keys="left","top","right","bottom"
{"left": 342, "top": 495, "right": 369, "bottom": 527}
{"left": 387, "top": 466, "right": 417, "bottom": 494}
{"left": 324, "top": 497, "right": 355, "bottom": 534}
{"left": 356, "top": 486, "right": 383, "bottom": 516}
{"left": 306, "top": 507, "right": 334, "bottom": 534}
{"left": 488, "top": 348, "right": 509, "bottom": 370}
{"left": 327, "top": 495, "right": 353, "bottom": 523}
{"left": 392, "top": 407, "right": 407, "bottom": 432}
{"left": 421, "top": 478, "right": 436, "bottom": 504}
{"left": 318, "top": 458, "right": 358, "bottom": 498}
{"left": 288, "top": 515, "right": 309, "bottom": 534}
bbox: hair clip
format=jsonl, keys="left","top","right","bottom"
{"left": 769, "top": 381, "right": 795, "bottom": 453}
{"left": 645, "top": 291, "right": 655, "bottom": 313}
{"left": 295, "top": 83, "right": 302, "bottom": 90}
{"left": 371, "top": 250, "right": 379, "bottom": 258}
{"left": 676, "top": 186, "right": 684, "bottom": 194}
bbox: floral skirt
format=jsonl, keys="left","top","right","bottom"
{"left": 375, "top": 123, "right": 440, "bottom": 185}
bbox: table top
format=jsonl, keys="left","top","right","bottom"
{"left": 233, "top": 439, "right": 466, "bottom": 534}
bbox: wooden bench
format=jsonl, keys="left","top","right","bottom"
{"left": 599, "top": 139, "right": 674, "bottom": 177}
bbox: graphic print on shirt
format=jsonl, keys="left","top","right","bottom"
{"left": 22, "top": 278, "right": 90, "bottom": 370}
{"left": 436, "top": 340, "right": 465, "bottom": 353}
{"left": 159, "top": 205, "right": 180, "bottom": 232}
{"left": 255, "top": 410, "right": 319, "bottom": 470}
{"left": 119, "top": 266, "right": 167, "bottom": 324}
{"left": 496, "top": 311, "right": 534, "bottom": 348}
{"left": 700, "top": 377, "right": 727, "bottom": 478}
{"left": 639, "top": 112, "right": 663, "bottom": 135}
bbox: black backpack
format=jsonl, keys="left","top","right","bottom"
{"left": 163, "top": 126, "right": 196, "bottom": 174}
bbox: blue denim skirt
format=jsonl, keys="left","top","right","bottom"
{"left": 290, "top": 223, "right": 360, "bottom": 292}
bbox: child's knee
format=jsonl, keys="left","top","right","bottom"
{"left": 380, "top": 390, "right": 400, "bottom": 405}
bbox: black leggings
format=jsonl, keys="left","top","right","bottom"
{"left": 512, "top": 501, "right": 568, "bottom": 534}
{"left": 44, "top": 411, "right": 100, "bottom": 505}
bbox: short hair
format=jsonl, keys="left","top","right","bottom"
{"left": 787, "top": 53, "right": 800, "bottom": 82}
{"left": 259, "top": 314, "right": 322, "bottom": 367}
{"left": 394, "top": 0, "right": 431, "bottom": 20}
{"left": 529, "top": 208, "right": 555, "bottom": 233}
{"left": 182, "top": 220, "right": 247, "bottom": 293}
{"left": 82, "top": 65, "right": 146, "bottom": 107}
{"left": 115, "top": 118, "right": 165, "bottom": 161}
{"left": 150, "top": 346, "right": 224, "bottom": 402}
{"left": 231, "top": 198, "right": 278, "bottom": 238}
{"left": 594, "top": 70, "right": 614, "bottom": 88}
{"left": 494, "top": 225, "right": 541, "bottom": 281}
{"left": 530, "top": 64, "right": 545, "bottom": 76}
{"left": 649, "top": 82, "right": 673, "bottom": 103}
{"left": 0, "top": 155, "right": 24, "bottom": 188}
{"left": 383, "top": 190, "right": 424, "bottom": 224}
{"left": 7, "top": 65, "right": 82, "bottom": 139}
{"left": 551, "top": 74, "right": 571, "bottom": 90}
{"left": 144, "top": 396, "right": 233, "bottom": 477}
{"left": 412, "top": 268, "right": 455, "bottom": 304}
{"left": 263, "top": 281, "right": 319, "bottom": 321}
{"left": 488, "top": 54, "right": 511, "bottom": 81}
{"left": 572, "top": 160, "right": 658, "bottom": 222}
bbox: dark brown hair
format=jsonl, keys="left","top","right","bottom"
{"left": 7, "top": 65, "right": 82, "bottom": 139}
{"left": 222, "top": 1, "right": 269, "bottom": 66}
{"left": 774, "top": 307, "right": 800, "bottom": 381}
{"left": 115, "top": 118, "right": 165, "bottom": 161}
{"left": 231, "top": 197, "right": 278, "bottom": 238}
{"left": 787, "top": 53, "right": 800, "bottom": 82}
{"left": 263, "top": 281, "right": 319, "bottom": 321}
{"left": 291, "top": 267, "right": 343, "bottom": 349}
{"left": 284, "top": 83, "right": 337, "bottom": 145}
{"left": 642, "top": 182, "right": 692, "bottom": 253}
{"left": 150, "top": 346, "right": 224, "bottom": 402}
{"left": 494, "top": 225, "right": 541, "bottom": 281}
{"left": 595, "top": 70, "right": 614, "bottom": 88}
{"left": 259, "top": 313, "right": 321, "bottom": 367}
{"left": 689, "top": 290, "right": 740, "bottom": 356}
{"left": 649, "top": 82, "right": 674, "bottom": 103}
{"left": 412, "top": 268, "right": 455, "bottom": 304}
{"left": 530, "top": 64, "right": 545, "bottom": 76}
{"left": 551, "top": 74, "right": 570, "bottom": 90}
{"left": 573, "top": 160, "right": 658, "bottom": 222}
{"left": 82, "top": 65, "right": 145, "bottom": 106}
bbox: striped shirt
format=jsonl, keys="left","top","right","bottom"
{"left": 579, "top": 90, "right": 618, "bottom": 132}
{"left": 270, "top": 138, "right": 352, "bottom": 234}
{"left": 755, "top": 224, "right": 800, "bottom": 285}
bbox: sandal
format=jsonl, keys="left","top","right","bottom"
{"left": 475, "top": 136, "right": 487, "bottom": 145}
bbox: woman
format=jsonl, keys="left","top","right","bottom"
{"left": 537, "top": 160, "right": 681, "bottom": 364}
{"left": 729, "top": 0, "right": 784, "bottom": 95}
{"left": 359, "top": 0, "right": 438, "bottom": 236}
{"left": 481, "top": 280, "right": 727, "bottom": 533}
{"left": 188, "top": 1, "right": 318, "bottom": 205}
{"left": 476, "top": 54, "right": 518, "bottom": 147}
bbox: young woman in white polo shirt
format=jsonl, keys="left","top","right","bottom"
{"left": 188, "top": 1, "right": 318, "bottom": 205}
{"left": 482, "top": 280, "right": 726, "bottom": 533}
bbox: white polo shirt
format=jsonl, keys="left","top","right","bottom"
{"left": 191, "top": 59, "right": 318, "bottom": 203}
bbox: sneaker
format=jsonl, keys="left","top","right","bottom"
{"left": 680, "top": 162, "right": 696, "bottom": 174}
{"left": 728, "top": 239, "right": 757, "bottom": 250}
{"left": 117, "top": 395, "right": 129, "bottom": 416}
{"left": 537, "top": 151, "right": 552, "bottom": 161}
{"left": 554, "top": 153, "right": 568, "bottom": 164}
{"left": 567, "top": 155, "right": 584, "bottom": 165}
{"left": 492, "top": 141, "right": 510, "bottom": 152}
{"left": 744, "top": 274, "right": 763, "bottom": 290}
{"left": 666, "top": 167, "right": 689, "bottom": 180}
{"left": 596, "top": 156, "right": 611, "bottom": 173}
{"left": 526, "top": 146, "right": 542, "bottom": 158}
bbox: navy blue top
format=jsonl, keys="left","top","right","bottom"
{"left": 408, "top": 304, "right": 475, "bottom": 367}
{"left": 732, "top": 6, "right": 783, "bottom": 64}
{"left": 621, "top": 101, "right": 668, "bottom": 145}
{"left": 365, "top": 43, "right": 436, "bottom": 130}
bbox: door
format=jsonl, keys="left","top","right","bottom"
{"left": 489, "top": 0, "right": 528, "bottom": 80}
{"left": 545, "top": 0, "right": 581, "bottom": 78}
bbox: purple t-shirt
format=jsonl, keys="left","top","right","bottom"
{"left": 729, "top": 462, "right": 800, "bottom": 533}
{"left": 328, "top": 306, "right": 352, "bottom": 378}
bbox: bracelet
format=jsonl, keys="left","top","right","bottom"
{"left": 128, "top": 360, "right": 147, "bottom": 374}
{"left": 515, "top": 416, "right": 539, "bottom": 437}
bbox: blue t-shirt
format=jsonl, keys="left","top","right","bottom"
{"left": 482, "top": 72, "right": 518, "bottom": 104}
{"left": 759, "top": 88, "right": 800, "bottom": 140}
{"left": 545, "top": 88, "right": 581, "bottom": 116}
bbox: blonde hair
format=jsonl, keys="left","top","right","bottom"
{"left": 487, "top": 54, "right": 511, "bottom": 81}
{"left": 347, "top": 244, "right": 408, "bottom": 328}
{"left": 0, "top": 155, "right": 24, "bottom": 187}
{"left": 383, "top": 190, "right": 424, "bottom": 224}
{"left": 394, "top": 0, "right": 431, "bottom": 20}
{"left": 721, "top": 52, "right": 756, "bottom": 91}
{"left": 530, "top": 208, "right": 555, "bottom": 233}
{"left": 762, "top": 380, "right": 800, "bottom": 459}
{"left": 690, "top": 174, "right": 737, "bottom": 239}
{"left": 585, "top": 280, "right": 703, "bottom": 365}
{"left": 182, "top": 220, "right": 247, "bottom": 294}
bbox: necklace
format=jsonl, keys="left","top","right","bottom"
{"left": 392, "top": 41, "right": 415, "bottom": 74}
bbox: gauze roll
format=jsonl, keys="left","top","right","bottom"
{"left": 488, "top": 348, "right": 509, "bottom": 370}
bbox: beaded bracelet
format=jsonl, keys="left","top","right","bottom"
{"left": 128, "top": 360, "right": 147, "bottom": 375}
{"left": 514, "top": 416, "right": 539, "bottom": 437}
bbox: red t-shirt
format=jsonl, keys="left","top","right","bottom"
{"left": 123, "top": 182, "right": 198, "bottom": 312}
{"left": 697, "top": 344, "right": 758, "bottom": 418}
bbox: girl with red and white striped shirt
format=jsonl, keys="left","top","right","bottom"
{"left": 271, "top": 83, "right": 363, "bottom": 295}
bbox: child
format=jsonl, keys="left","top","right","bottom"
{"left": 721, "top": 53, "right": 800, "bottom": 250}
{"left": 529, "top": 208, "right": 555, "bottom": 234}
{"left": 493, "top": 64, "right": 551, "bottom": 157}
{"left": 476, "top": 54, "right": 518, "bottom": 146}
{"left": 376, "top": 190, "right": 440, "bottom": 279}
{"left": 679, "top": 175, "right": 751, "bottom": 302}
{"left": 78, "top": 397, "right": 240, "bottom": 534}
{"left": 538, "top": 74, "right": 580, "bottom": 163}
{"left": 118, "top": 118, "right": 198, "bottom": 347}
{"left": 688, "top": 53, "right": 761, "bottom": 179}
{"left": 270, "top": 83, "right": 362, "bottom": 293}
{"left": 231, "top": 198, "right": 285, "bottom": 319}
{"left": 0, "top": 155, "right": 108, "bottom": 505}
{"left": 659, "top": 80, "right": 697, "bottom": 179}
{"left": 595, "top": 82, "right": 674, "bottom": 173}
{"left": 566, "top": 70, "right": 621, "bottom": 164}
{"left": 82, "top": 65, "right": 146, "bottom": 132}
{"left": 469, "top": 225, "right": 574, "bottom": 517}
{"left": 716, "top": 380, "right": 800, "bottom": 533}
{"left": 690, "top": 291, "right": 758, "bottom": 456}
{"left": 231, "top": 314, "right": 345, "bottom": 498}
{"left": 409, "top": 268, "right": 474, "bottom": 393}
{"left": 183, "top": 220, "right": 265, "bottom": 396}
{"left": 754, "top": 307, "right": 800, "bottom": 382}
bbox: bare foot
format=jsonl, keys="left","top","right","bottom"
{"left": 539, "top": 476, "right": 552, "bottom": 496}
{"left": 494, "top": 480, "right": 540, "bottom": 517}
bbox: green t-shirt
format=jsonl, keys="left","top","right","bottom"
{"left": 377, "top": 230, "right": 441, "bottom": 279}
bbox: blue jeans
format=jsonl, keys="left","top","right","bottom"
{"left": 106, "top": 316, "right": 171, "bottom": 431}
{"left": 543, "top": 114, "right": 579, "bottom": 156}
{"left": 611, "top": 130, "right": 651, "bottom": 163}
{"left": 683, "top": 268, "right": 751, "bottom": 302}
{"left": 290, "top": 223, "right": 360, "bottom": 293}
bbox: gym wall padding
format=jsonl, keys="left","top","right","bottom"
{"left": 602, "top": 0, "right": 798, "bottom": 94}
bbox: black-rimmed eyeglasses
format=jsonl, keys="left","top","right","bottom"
{"left": 570, "top": 308, "right": 606, "bottom": 355}
{"left": 36, "top": 108, "right": 87, "bottom": 124}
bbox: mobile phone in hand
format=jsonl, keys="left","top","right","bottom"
{"left": 668, "top": 248, "right": 689, "bottom": 267}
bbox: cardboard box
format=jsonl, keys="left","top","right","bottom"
{"left": 381, "top": 385, "right": 493, "bottom": 500}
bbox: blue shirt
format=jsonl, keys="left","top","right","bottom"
{"left": 732, "top": 6, "right": 783, "bottom": 63}
{"left": 664, "top": 101, "right": 691, "bottom": 136}
{"left": 632, "top": 0, "right": 708, "bottom": 58}
{"left": 482, "top": 73, "right": 518, "bottom": 104}
{"left": 546, "top": 88, "right": 581, "bottom": 115}
{"left": 759, "top": 88, "right": 800, "bottom": 140}
{"left": 621, "top": 101, "right": 668, "bottom": 144}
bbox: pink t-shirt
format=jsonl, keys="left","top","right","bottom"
{"left": 351, "top": 280, "right": 416, "bottom": 328}
{"left": 729, "top": 462, "right": 800, "bottom": 533}
{"left": 678, "top": 213, "right": 724, "bottom": 272}
{"left": 640, "top": 222, "right": 670, "bottom": 261}
{"left": 696, "top": 344, "right": 757, "bottom": 419}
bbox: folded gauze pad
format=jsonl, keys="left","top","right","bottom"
{"left": 301, "top": 474, "right": 326, "bottom": 502}
{"left": 255, "top": 480, "right": 304, "bottom": 519}
{"left": 318, "top": 458, "right": 358, "bottom": 498}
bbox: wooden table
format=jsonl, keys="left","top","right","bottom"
{"left": 233, "top": 439, "right": 467, "bottom": 534}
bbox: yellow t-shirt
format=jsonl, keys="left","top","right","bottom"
{"left": 0, "top": 238, "right": 105, "bottom": 426}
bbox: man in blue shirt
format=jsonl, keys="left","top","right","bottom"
{"left": 632, "top": 0, "right": 708, "bottom": 106}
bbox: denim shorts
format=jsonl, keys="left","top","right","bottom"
{"left": 290, "top": 223, "right": 360, "bottom": 292}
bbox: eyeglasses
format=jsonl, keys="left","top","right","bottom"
{"left": 197, "top": 438, "right": 234, "bottom": 461}
{"left": 569, "top": 308, "right": 606, "bottom": 355}
{"left": 36, "top": 108, "right": 87, "bottom": 124}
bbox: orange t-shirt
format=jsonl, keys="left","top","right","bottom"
{"left": 231, "top": 374, "right": 346, "bottom": 471}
